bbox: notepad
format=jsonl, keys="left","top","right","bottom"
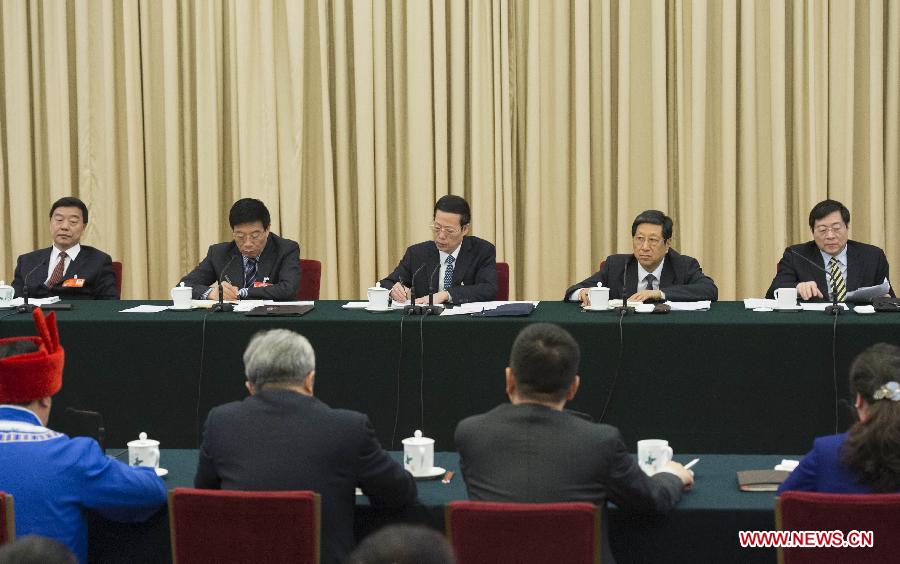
{"left": 736, "top": 469, "right": 790, "bottom": 492}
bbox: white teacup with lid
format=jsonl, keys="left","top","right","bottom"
{"left": 0, "top": 281, "right": 14, "bottom": 304}
{"left": 128, "top": 432, "right": 161, "bottom": 472}
{"left": 170, "top": 282, "right": 192, "bottom": 310}
{"left": 402, "top": 430, "right": 435, "bottom": 477}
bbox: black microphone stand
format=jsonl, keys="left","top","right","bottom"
{"left": 211, "top": 254, "right": 237, "bottom": 313}
{"left": 787, "top": 248, "right": 843, "bottom": 315}
{"left": 422, "top": 263, "right": 444, "bottom": 315}
{"left": 404, "top": 263, "right": 427, "bottom": 316}
{"left": 17, "top": 261, "right": 47, "bottom": 313}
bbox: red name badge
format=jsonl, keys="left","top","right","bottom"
{"left": 252, "top": 281, "right": 272, "bottom": 288}
{"left": 62, "top": 277, "right": 85, "bottom": 288}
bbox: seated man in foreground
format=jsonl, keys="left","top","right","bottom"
{"left": 564, "top": 209, "right": 717, "bottom": 304}
{"left": 179, "top": 198, "right": 300, "bottom": 301}
{"left": 0, "top": 309, "right": 166, "bottom": 563}
{"left": 194, "top": 328, "right": 417, "bottom": 564}
{"left": 766, "top": 199, "right": 893, "bottom": 302}
{"left": 455, "top": 323, "right": 693, "bottom": 564}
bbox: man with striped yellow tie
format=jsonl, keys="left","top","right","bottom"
{"left": 766, "top": 199, "right": 894, "bottom": 303}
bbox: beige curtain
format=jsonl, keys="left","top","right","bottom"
{"left": 1, "top": 0, "right": 898, "bottom": 301}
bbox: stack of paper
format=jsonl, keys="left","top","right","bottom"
{"left": 440, "top": 301, "right": 540, "bottom": 316}
{"left": 664, "top": 301, "right": 711, "bottom": 311}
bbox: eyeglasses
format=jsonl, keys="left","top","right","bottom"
{"left": 233, "top": 230, "right": 266, "bottom": 243}
{"left": 633, "top": 236, "right": 664, "bottom": 248}
{"left": 814, "top": 224, "right": 846, "bottom": 236}
{"left": 430, "top": 223, "right": 462, "bottom": 236}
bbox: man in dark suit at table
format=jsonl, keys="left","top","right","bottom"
{"left": 194, "top": 328, "right": 417, "bottom": 564}
{"left": 179, "top": 198, "right": 300, "bottom": 301}
{"left": 766, "top": 199, "right": 893, "bottom": 302}
{"left": 380, "top": 195, "right": 497, "bottom": 305}
{"left": 455, "top": 323, "right": 693, "bottom": 564}
{"left": 564, "top": 209, "right": 717, "bottom": 305}
{"left": 12, "top": 197, "right": 118, "bottom": 300}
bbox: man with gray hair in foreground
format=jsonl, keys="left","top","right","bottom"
{"left": 194, "top": 329, "right": 417, "bottom": 564}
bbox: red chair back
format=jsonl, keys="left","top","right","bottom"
{"left": 0, "top": 492, "right": 14, "bottom": 545}
{"left": 776, "top": 492, "right": 900, "bottom": 564}
{"left": 495, "top": 262, "right": 510, "bottom": 300}
{"left": 297, "top": 259, "right": 322, "bottom": 300}
{"left": 169, "top": 488, "right": 320, "bottom": 564}
{"left": 111, "top": 261, "right": 123, "bottom": 296}
{"left": 446, "top": 501, "right": 599, "bottom": 564}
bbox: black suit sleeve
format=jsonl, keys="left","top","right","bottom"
{"left": 600, "top": 429, "right": 683, "bottom": 514}
{"left": 180, "top": 245, "right": 222, "bottom": 300}
{"left": 447, "top": 242, "right": 497, "bottom": 304}
{"left": 563, "top": 261, "right": 611, "bottom": 301}
{"left": 194, "top": 410, "right": 222, "bottom": 489}
{"left": 92, "top": 253, "right": 120, "bottom": 299}
{"left": 354, "top": 417, "right": 417, "bottom": 508}
{"left": 11, "top": 255, "right": 28, "bottom": 298}
{"left": 244, "top": 240, "right": 301, "bottom": 301}
{"left": 767, "top": 248, "right": 797, "bottom": 299}
{"left": 379, "top": 247, "right": 416, "bottom": 292}
{"left": 663, "top": 256, "right": 718, "bottom": 301}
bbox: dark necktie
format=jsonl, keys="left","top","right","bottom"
{"left": 828, "top": 257, "right": 846, "bottom": 302}
{"left": 244, "top": 258, "right": 258, "bottom": 289}
{"left": 46, "top": 251, "right": 67, "bottom": 288}
{"left": 644, "top": 274, "right": 656, "bottom": 292}
{"left": 443, "top": 255, "right": 455, "bottom": 291}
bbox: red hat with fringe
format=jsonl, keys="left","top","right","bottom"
{"left": 0, "top": 308, "right": 65, "bottom": 403}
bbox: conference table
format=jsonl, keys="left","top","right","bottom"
{"left": 88, "top": 450, "right": 787, "bottom": 563}
{"left": 2, "top": 300, "right": 898, "bottom": 453}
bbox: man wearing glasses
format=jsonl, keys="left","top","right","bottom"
{"left": 766, "top": 199, "right": 893, "bottom": 302}
{"left": 179, "top": 198, "right": 300, "bottom": 301}
{"left": 564, "top": 209, "right": 718, "bottom": 305}
{"left": 380, "top": 195, "right": 497, "bottom": 305}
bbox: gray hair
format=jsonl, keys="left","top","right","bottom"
{"left": 243, "top": 329, "right": 315, "bottom": 388}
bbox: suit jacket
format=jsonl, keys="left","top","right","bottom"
{"left": 766, "top": 240, "right": 893, "bottom": 301}
{"left": 194, "top": 389, "right": 417, "bottom": 564}
{"left": 564, "top": 249, "right": 718, "bottom": 301}
{"left": 379, "top": 236, "right": 497, "bottom": 303}
{"left": 777, "top": 433, "right": 875, "bottom": 494}
{"left": 455, "top": 403, "right": 683, "bottom": 564}
{"left": 179, "top": 233, "right": 301, "bottom": 300}
{"left": 12, "top": 245, "right": 119, "bottom": 300}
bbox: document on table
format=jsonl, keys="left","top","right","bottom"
{"left": 2, "top": 296, "right": 62, "bottom": 308}
{"left": 119, "top": 305, "right": 171, "bottom": 313}
{"left": 799, "top": 302, "right": 849, "bottom": 312}
{"left": 664, "top": 301, "right": 711, "bottom": 311}
{"left": 234, "top": 300, "right": 314, "bottom": 312}
{"left": 743, "top": 298, "right": 777, "bottom": 309}
{"left": 440, "top": 301, "right": 540, "bottom": 316}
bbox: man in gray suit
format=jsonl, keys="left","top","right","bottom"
{"left": 455, "top": 323, "right": 693, "bottom": 564}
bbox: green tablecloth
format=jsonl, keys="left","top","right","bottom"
{"left": 3, "top": 300, "right": 897, "bottom": 452}
{"left": 88, "top": 450, "right": 788, "bottom": 564}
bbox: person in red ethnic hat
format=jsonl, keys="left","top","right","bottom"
{"left": 0, "top": 309, "right": 166, "bottom": 563}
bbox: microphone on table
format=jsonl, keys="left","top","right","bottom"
{"left": 422, "top": 262, "right": 443, "bottom": 315}
{"left": 787, "top": 248, "right": 842, "bottom": 315}
{"left": 211, "top": 254, "right": 237, "bottom": 312}
{"left": 612, "top": 258, "right": 633, "bottom": 315}
{"left": 17, "top": 260, "right": 48, "bottom": 313}
{"left": 404, "top": 263, "right": 428, "bottom": 316}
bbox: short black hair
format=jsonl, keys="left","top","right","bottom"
{"left": 0, "top": 340, "right": 39, "bottom": 360}
{"left": 509, "top": 323, "right": 580, "bottom": 401}
{"left": 631, "top": 210, "right": 673, "bottom": 240}
{"left": 229, "top": 198, "right": 271, "bottom": 230}
{"left": 346, "top": 525, "right": 454, "bottom": 564}
{"left": 49, "top": 197, "right": 88, "bottom": 224}
{"left": 434, "top": 195, "right": 471, "bottom": 226}
{"left": 808, "top": 199, "right": 850, "bottom": 230}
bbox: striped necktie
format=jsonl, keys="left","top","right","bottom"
{"left": 46, "top": 251, "right": 67, "bottom": 288}
{"left": 828, "top": 257, "right": 846, "bottom": 302}
{"left": 644, "top": 274, "right": 656, "bottom": 291}
{"left": 244, "top": 258, "right": 258, "bottom": 289}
